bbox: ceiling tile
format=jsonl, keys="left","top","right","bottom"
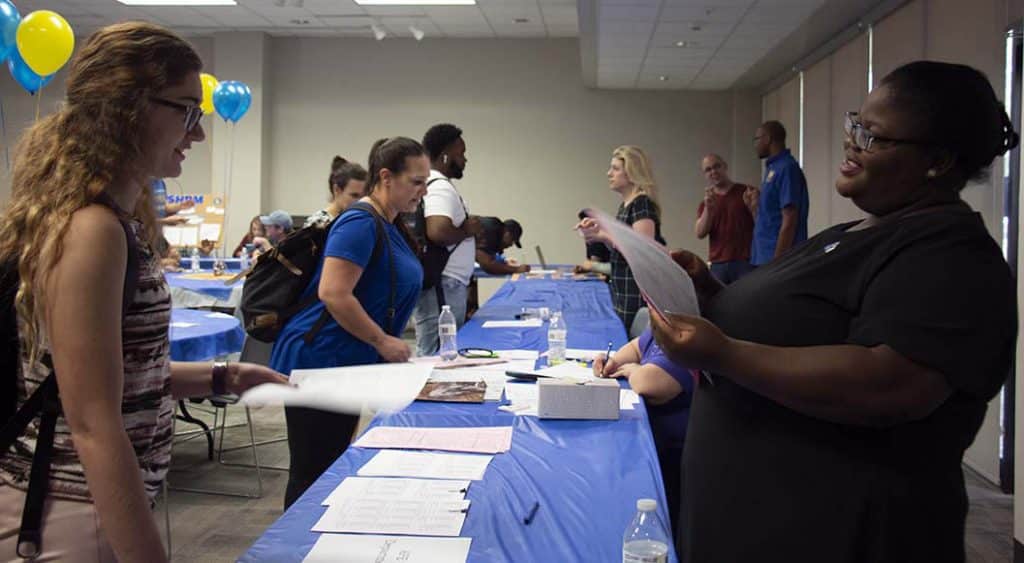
{"left": 303, "top": 0, "right": 365, "bottom": 16}
{"left": 193, "top": 6, "right": 272, "bottom": 27}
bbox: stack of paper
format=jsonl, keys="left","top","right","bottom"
{"left": 312, "top": 497, "right": 470, "bottom": 536}
{"left": 427, "top": 351, "right": 538, "bottom": 402}
{"left": 304, "top": 535, "right": 471, "bottom": 563}
{"left": 353, "top": 426, "right": 513, "bottom": 455}
{"left": 500, "top": 382, "right": 539, "bottom": 416}
{"left": 321, "top": 477, "right": 470, "bottom": 506}
{"left": 534, "top": 362, "right": 602, "bottom": 382}
{"left": 357, "top": 450, "right": 494, "bottom": 480}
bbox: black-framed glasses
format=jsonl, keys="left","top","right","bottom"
{"left": 844, "top": 111, "right": 928, "bottom": 152}
{"left": 150, "top": 97, "right": 203, "bottom": 132}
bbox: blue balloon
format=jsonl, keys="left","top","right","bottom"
{"left": 212, "top": 80, "right": 253, "bottom": 123}
{"left": 8, "top": 49, "right": 51, "bottom": 95}
{"left": 0, "top": 0, "right": 20, "bottom": 64}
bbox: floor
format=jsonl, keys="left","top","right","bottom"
{"left": 158, "top": 404, "right": 1016, "bottom": 563}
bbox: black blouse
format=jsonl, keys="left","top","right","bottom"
{"left": 680, "top": 205, "right": 1015, "bottom": 563}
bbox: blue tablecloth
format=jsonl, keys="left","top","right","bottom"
{"left": 176, "top": 257, "right": 244, "bottom": 271}
{"left": 240, "top": 278, "right": 677, "bottom": 563}
{"left": 169, "top": 308, "right": 245, "bottom": 361}
{"left": 166, "top": 272, "right": 243, "bottom": 301}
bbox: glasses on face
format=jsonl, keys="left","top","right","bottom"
{"left": 150, "top": 97, "right": 203, "bottom": 132}
{"left": 844, "top": 111, "right": 927, "bottom": 152}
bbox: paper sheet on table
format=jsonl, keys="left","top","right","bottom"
{"left": 312, "top": 497, "right": 471, "bottom": 536}
{"left": 354, "top": 426, "right": 513, "bottom": 454}
{"left": 585, "top": 207, "right": 699, "bottom": 318}
{"left": 482, "top": 319, "right": 543, "bottom": 328}
{"left": 303, "top": 535, "right": 471, "bottom": 563}
{"left": 239, "top": 363, "right": 432, "bottom": 415}
{"left": 322, "top": 477, "right": 469, "bottom": 506}
{"left": 496, "top": 349, "right": 540, "bottom": 361}
{"left": 428, "top": 358, "right": 536, "bottom": 401}
{"left": 163, "top": 226, "right": 182, "bottom": 245}
{"left": 620, "top": 389, "right": 640, "bottom": 410}
{"left": 357, "top": 450, "right": 493, "bottom": 480}
{"left": 178, "top": 226, "right": 199, "bottom": 247}
{"left": 535, "top": 362, "right": 601, "bottom": 382}
{"left": 198, "top": 223, "right": 221, "bottom": 243}
{"left": 501, "top": 382, "right": 539, "bottom": 416}
{"left": 565, "top": 348, "right": 609, "bottom": 361}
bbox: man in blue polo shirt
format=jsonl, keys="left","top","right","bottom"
{"left": 750, "top": 120, "right": 809, "bottom": 265}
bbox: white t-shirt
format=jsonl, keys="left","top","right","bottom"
{"left": 423, "top": 169, "right": 474, "bottom": 286}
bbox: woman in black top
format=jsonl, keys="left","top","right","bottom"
{"left": 652, "top": 61, "right": 1018, "bottom": 562}
{"left": 578, "top": 145, "right": 666, "bottom": 330}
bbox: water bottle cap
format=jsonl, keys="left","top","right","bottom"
{"left": 441, "top": 305, "right": 451, "bottom": 311}
{"left": 637, "top": 499, "right": 657, "bottom": 512}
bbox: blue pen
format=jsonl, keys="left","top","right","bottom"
{"left": 600, "top": 341, "right": 613, "bottom": 376}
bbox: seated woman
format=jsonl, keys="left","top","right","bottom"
{"left": 592, "top": 328, "right": 693, "bottom": 529}
{"left": 304, "top": 156, "right": 368, "bottom": 228}
{"left": 232, "top": 215, "right": 266, "bottom": 258}
{"left": 270, "top": 137, "right": 427, "bottom": 508}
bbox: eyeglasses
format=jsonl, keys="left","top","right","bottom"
{"left": 150, "top": 97, "right": 203, "bottom": 132}
{"left": 844, "top": 111, "right": 928, "bottom": 152}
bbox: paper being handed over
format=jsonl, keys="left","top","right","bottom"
{"left": 584, "top": 207, "right": 699, "bottom": 318}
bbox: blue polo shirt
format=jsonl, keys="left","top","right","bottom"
{"left": 751, "top": 149, "right": 809, "bottom": 265}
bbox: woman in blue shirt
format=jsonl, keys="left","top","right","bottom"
{"left": 271, "top": 137, "right": 428, "bottom": 507}
{"left": 593, "top": 330, "right": 693, "bottom": 530}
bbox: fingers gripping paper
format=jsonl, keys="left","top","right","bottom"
{"left": 584, "top": 207, "right": 700, "bottom": 318}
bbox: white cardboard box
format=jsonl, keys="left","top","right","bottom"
{"left": 537, "top": 378, "right": 620, "bottom": 420}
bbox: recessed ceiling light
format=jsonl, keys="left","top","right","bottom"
{"left": 675, "top": 40, "right": 687, "bottom": 47}
{"left": 355, "top": 0, "right": 475, "bottom": 5}
{"left": 658, "top": 75, "right": 668, "bottom": 81}
{"left": 117, "top": 0, "right": 236, "bottom": 5}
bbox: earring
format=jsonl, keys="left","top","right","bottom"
{"left": 443, "top": 154, "right": 449, "bottom": 164}
{"left": 926, "top": 169, "right": 937, "bottom": 178}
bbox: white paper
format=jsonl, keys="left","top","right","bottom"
{"left": 620, "top": 389, "right": 640, "bottom": 410}
{"left": 501, "top": 382, "right": 538, "bottom": 416}
{"left": 239, "top": 363, "right": 433, "bottom": 415}
{"left": 199, "top": 223, "right": 221, "bottom": 242}
{"left": 163, "top": 226, "right": 182, "bottom": 245}
{"left": 482, "top": 319, "right": 543, "bottom": 328}
{"left": 496, "top": 349, "right": 540, "bottom": 361}
{"left": 178, "top": 226, "right": 199, "bottom": 247}
{"left": 565, "top": 348, "right": 610, "bottom": 361}
{"left": 586, "top": 207, "right": 699, "bottom": 317}
{"left": 303, "top": 535, "right": 471, "bottom": 563}
{"left": 321, "top": 477, "right": 470, "bottom": 506}
{"left": 428, "top": 358, "right": 536, "bottom": 401}
{"left": 354, "top": 426, "right": 513, "bottom": 454}
{"left": 357, "top": 450, "right": 493, "bottom": 480}
{"left": 535, "top": 362, "right": 602, "bottom": 382}
{"left": 311, "top": 498, "right": 470, "bottom": 536}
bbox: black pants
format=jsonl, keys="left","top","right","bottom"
{"left": 283, "top": 406, "right": 359, "bottom": 509}
{"left": 658, "top": 445, "right": 683, "bottom": 533}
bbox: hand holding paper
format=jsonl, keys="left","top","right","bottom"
{"left": 648, "top": 306, "right": 732, "bottom": 373}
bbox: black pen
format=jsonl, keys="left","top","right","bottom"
{"left": 600, "top": 341, "right": 613, "bottom": 376}
{"left": 523, "top": 501, "right": 540, "bottom": 524}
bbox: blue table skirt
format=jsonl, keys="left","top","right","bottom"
{"left": 166, "top": 272, "right": 243, "bottom": 301}
{"left": 239, "top": 278, "right": 676, "bottom": 562}
{"left": 169, "top": 308, "right": 245, "bottom": 361}
{"left": 176, "top": 257, "right": 244, "bottom": 271}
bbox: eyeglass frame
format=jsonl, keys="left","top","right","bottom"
{"left": 150, "top": 97, "right": 204, "bottom": 132}
{"left": 844, "top": 111, "right": 931, "bottom": 152}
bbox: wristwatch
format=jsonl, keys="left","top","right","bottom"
{"left": 211, "top": 361, "right": 229, "bottom": 396}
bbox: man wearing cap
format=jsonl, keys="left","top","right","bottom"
{"left": 253, "top": 209, "right": 294, "bottom": 253}
{"left": 476, "top": 217, "right": 529, "bottom": 275}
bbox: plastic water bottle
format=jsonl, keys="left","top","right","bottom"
{"left": 547, "top": 311, "right": 566, "bottom": 365}
{"left": 438, "top": 305, "right": 458, "bottom": 361}
{"left": 623, "top": 499, "right": 670, "bottom": 563}
{"left": 239, "top": 251, "right": 249, "bottom": 271}
{"left": 189, "top": 247, "right": 200, "bottom": 272}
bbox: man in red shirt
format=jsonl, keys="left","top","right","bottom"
{"left": 694, "top": 154, "right": 757, "bottom": 284}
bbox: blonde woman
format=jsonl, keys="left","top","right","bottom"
{"left": 578, "top": 145, "right": 666, "bottom": 330}
{"left": 0, "top": 23, "right": 285, "bottom": 562}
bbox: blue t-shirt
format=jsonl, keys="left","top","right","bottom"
{"left": 269, "top": 208, "right": 423, "bottom": 375}
{"left": 637, "top": 328, "right": 693, "bottom": 453}
{"left": 751, "top": 149, "right": 809, "bottom": 265}
{"left": 151, "top": 178, "right": 168, "bottom": 218}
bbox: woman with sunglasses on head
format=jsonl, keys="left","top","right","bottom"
{"left": 652, "top": 61, "right": 1017, "bottom": 562}
{"left": 270, "top": 137, "right": 427, "bottom": 508}
{"left": 0, "top": 23, "right": 287, "bottom": 562}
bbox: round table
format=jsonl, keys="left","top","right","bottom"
{"left": 169, "top": 308, "right": 245, "bottom": 361}
{"left": 166, "top": 272, "right": 244, "bottom": 309}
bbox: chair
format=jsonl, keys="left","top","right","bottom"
{"left": 630, "top": 307, "right": 650, "bottom": 340}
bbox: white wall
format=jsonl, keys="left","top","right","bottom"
{"left": 265, "top": 38, "right": 756, "bottom": 265}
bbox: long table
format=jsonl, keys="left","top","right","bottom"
{"left": 240, "top": 277, "right": 678, "bottom": 562}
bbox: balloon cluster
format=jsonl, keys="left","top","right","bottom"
{"left": 0, "top": 2, "right": 73, "bottom": 95}
{"left": 207, "top": 77, "right": 251, "bottom": 123}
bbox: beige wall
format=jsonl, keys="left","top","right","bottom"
{"left": 265, "top": 38, "right": 757, "bottom": 264}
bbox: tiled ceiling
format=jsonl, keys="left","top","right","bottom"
{"left": 21, "top": 0, "right": 579, "bottom": 38}
{"left": 592, "top": 0, "right": 827, "bottom": 90}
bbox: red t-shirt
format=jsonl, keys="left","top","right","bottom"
{"left": 696, "top": 184, "right": 754, "bottom": 263}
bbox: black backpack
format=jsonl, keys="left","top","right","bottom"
{"left": 239, "top": 201, "right": 400, "bottom": 343}
{"left": 400, "top": 177, "right": 465, "bottom": 292}
{"left": 0, "top": 195, "right": 138, "bottom": 557}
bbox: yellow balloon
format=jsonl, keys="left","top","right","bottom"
{"left": 200, "top": 73, "right": 219, "bottom": 115}
{"left": 16, "top": 11, "right": 74, "bottom": 77}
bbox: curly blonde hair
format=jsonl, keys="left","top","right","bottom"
{"left": 0, "top": 22, "right": 201, "bottom": 363}
{"left": 612, "top": 145, "right": 660, "bottom": 212}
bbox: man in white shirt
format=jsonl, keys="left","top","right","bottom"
{"left": 413, "top": 123, "right": 481, "bottom": 356}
